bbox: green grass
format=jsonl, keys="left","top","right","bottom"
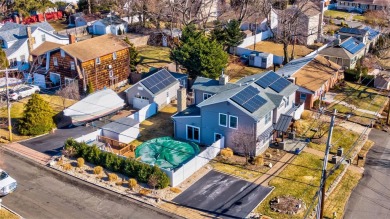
{"left": 211, "top": 162, "right": 265, "bottom": 180}
{"left": 0, "top": 208, "right": 19, "bottom": 219}
{"left": 324, "top": 10, "right": 366, "bottom": 21}
{"left": 137, "top": 46, "right": 172, "bottom": 72}
{"left": 323, "top": 169, "right": 362, "bottom": 218}
{"left": 256, "top": 152, "right": 345, "bottom": 219}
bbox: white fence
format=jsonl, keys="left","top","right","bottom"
{"left": 162, "top": 137, "right": 225, "bottom": 187}
{"left": 240, "top": 30, "right": 273, "bottom": 48}
{"left": 293, "top": 104, "right": 305, "bottom": 120}
{"left": 75, "top": 129, "right": 102, "bottom": 143}
{"left": 231, "top": 46, "right": 284, "bottom": 65}
{"left": 129, "top": 103, "right": 157, "bottom": 123}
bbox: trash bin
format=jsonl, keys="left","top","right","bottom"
{"left": 332, "top": 155, "right": 337, "bottom": 164}
{"left": 288, "top": 132, "right": 295, "bottom": 139}
{"left": 295, "top": 148, "right": 300, "bottom": 154}
{"left": 305, "top": 138, "right": 310, "bottom": 142}
{"left": 337, "top": 147, "right": 343, "bottom": 156}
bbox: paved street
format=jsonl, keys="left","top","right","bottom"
{"left": 0, "top": 149, "right": 178, "bottom": 219}
{"left": 345, "top": 129, "right": 390, "bottom": 219}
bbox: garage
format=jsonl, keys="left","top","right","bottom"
{"left": 133, "top": 95, "right": 150, "bottom": 109}
{"left": 101, "top": 117, "right": 140, "bottom": 143}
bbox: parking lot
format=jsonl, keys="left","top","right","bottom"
{"left": 173, "top": 170, "right": 273, "bottom": 219}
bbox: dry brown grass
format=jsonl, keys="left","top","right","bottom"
{"left": 139, "top": 188, "right": 152, "bottom": 196}
{"left": 129, "top": 178, "right": 138, "bottom": 189}
{"left": 220, "top": 148, "right": 234, "bottom": 157}
{"left": 246, "top": 41, "right": 313, "bottom": 57}
{"left": 170, "top": 187, "right": 182, "bottom": 193}
{"left": 108, "top": 173, "right": 119, "bottom": 182}
{"left": 62, "top": 163, "right": 72, "bottom": 171}
{"left": 226, "top": 56, "right": 266, "bottom": 82}
{"left": 355, "top": 140, "right": 374, "bottom": 167}
{"left": 0, "top": 209, "right": 19, "bottom": 219}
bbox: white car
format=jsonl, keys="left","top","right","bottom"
{"left": 0, "top": 169, "right": 17, "bottom": 196}
{"left": 9, "top": 85, "right": 40, "bottom": 101}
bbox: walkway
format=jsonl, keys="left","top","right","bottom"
{"left": 3, "top": 142, "right": 52, "bottom": 165}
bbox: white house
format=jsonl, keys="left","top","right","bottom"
{"left": 89, "top": 16, "right": 128, "bottom": 36}
{"left": 0, "top": 22, "right": 68, "bottom": 71}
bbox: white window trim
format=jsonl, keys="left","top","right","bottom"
{"left": 60, "top": 50, "right": 65, "bottom": 57}
{"left": 265, "top": 111, "right": 271, "bottom": 125}
{"left": 96, "top": 57, "right": 101, "bottom": 64}
{"left": 112, "top": 52, "right": 117, "bottom": 60}
{"left": 53, "top": 57, "right": 58, "bottom": 66}
{"left": 203, "top": 93, "right": 212, "bottom": 100}
{"left": 229, "top": 115, "right": 238, "bottom": 129}
{"left": 214, "top": 133, "right": 223, "bottom": 142}
{"left": 70, "top": 61, "right": 75, "bottom": 70}
{"left": 186, "top": 125, "right": 200, "bottom": 143}
{"left": 65, "top": 77, "right": 75, "bottom": 86}
{"left": 219, "top": 113, "right": 227, "bottom": 127}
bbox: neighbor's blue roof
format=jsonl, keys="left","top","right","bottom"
{"left": 363, "top": 27, "right": 380, "bottom": 41}
{"left": 339, "top": 27, "right": 368, "bottom": 36}
{"left": 340, "top": 37, "right": 365, "bottom": 55}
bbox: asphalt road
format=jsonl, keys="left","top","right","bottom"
{"left": 20, "top": 126, "right": 95, "bottom": 156}
{"left": 173, "top": 170, "right": 272, "bottom": 219}
{"left": 344, "top": 129, "right": 390, "bottom": 219}
{"left": 0, "top": 149, "right": 179, "bottom": 219}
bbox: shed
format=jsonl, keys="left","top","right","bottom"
{"left": 101, "top": 117, "right": 139, "bottom": 143}
{"left": 248, "top": 52, "right": 273, "bottom": 69}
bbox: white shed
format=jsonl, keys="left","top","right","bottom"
{"left": 249, "top": 52, "right": 273, "bottom": 69}
{"left": 101, "top": 117, "right": 140, "bottom": 144}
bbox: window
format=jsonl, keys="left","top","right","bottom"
{"left": 60, "top": 50, "right": 65, "bottom": 57}
{"left": 96, "top": 57, "right": 100, "bottom": 64}
{"left": 135, "top": 95, "right": 149, "bottom": 100}
{"left": 20, "top": 55, "right": 25, "bottom": 64}
{"left": 229, "top": 115, "right": 238, "bottom": 129}
{"left": 53, "top": 57, "right": 58, "bottom": 66}
{"left": 70, "top": 61, "right": 75, "bottom": 70}
{"left": 112, "top": 52, "right": 117, "bottom": 60}
{"left": 187, "top": 125, "right": 200, "bottom": 142}
{"left": 265, "top": 111, "right": 271, "bottom": 125}
{"left": 203, "top": 93, "right": 212, "bottom": 100}
{"left": 109, "top": 70, "right": 114, "bottom": 77}
{"left": 65, "top": 77, "right": 75, "bottom": 86}
{"left": 41, "top": 34, "right": 46, "bottom": 42}
{"left": 0, "top": 39, "right": 5, "bottom": 48}
{"left": 219, "top": 113, "right": 227, "bottom": 127}
{"left": 286, "top": 96, "right": 290, "bottom": 106}
{"left": 300, "top": 93, "right": 307, "bottom": 100}
{"left": 214, "top": 133, "right": 222, "bottom": 142}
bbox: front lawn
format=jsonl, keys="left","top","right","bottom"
{"left": 328, "top": 103, "right": 377, "bottom": 125}
{"left": 246, "top": 41, "right": 313, "bottom": 58}
{"left": 137, "top": 46, "right": 172, "bottom": 72}
{"left": 256, "top": 152, "right": 344, "bottom": 219}
{"left": 0, "top": 209, "right": 19, "bottom": 219}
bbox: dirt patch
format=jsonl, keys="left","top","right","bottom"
{"left": 270, "top": 196, "right": 305, "bottom": 215}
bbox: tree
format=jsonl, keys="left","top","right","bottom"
{"left": 18, "top": 94, "right": 56, "bottom": 136}
{"left": 124, "top": 36, "right": 139, "bottom": 72}
{"left": 171, "top": 24, "right": 228, "bottom": 79}
{"left": 0, "top": 47, "right": 9, "bottom": 69}
{"left": 87, "top": 81, "right": 94, "bottom": 94}
{"left": 55, "top": 82, "right": 80, "bottom": 109}
{"left": 231, "top": 128, "right": 256, "bottom": 165}
{"left": 224, "top": 19, "right": 246, "bottom": 49}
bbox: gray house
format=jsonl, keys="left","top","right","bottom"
{"left": 125, "top": 69, "right": 180, "bottom": 109}
{"left": 172, "top": 71, "right": 300, "bottom": 156}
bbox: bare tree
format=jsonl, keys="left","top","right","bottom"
{"left": 231, "top": 128, "right": 256, "bottom": 165}
{"left": 56, "top": 82, "right": 80, "bottom": 109}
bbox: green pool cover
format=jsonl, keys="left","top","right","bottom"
{"left": 135, "top": 137, "right": 200, "bottom": 170}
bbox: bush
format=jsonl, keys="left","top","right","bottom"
{"left": 129, "top": 178, "right": 138, "bottom": 189}
{"left": 329, "top": 19, "right": 334, "bottom": 24}
{"left": 93, "top": 166, "right": 103, "bottom": 175}
{"left": 221, "top": 148, "right": 233, "bottom": 157}
{"left": 254, "top": 156, "right": 264, "bottom": 166}
{"left": 139, "top": 188, "right": 151, "bottom": 196}
{"left": 148, "top": 173, "right": 159, "bottom": 189}
{"left": 62, "top": 163, "right": 72, "bottom": 171}
{"left": 108, "top": 173, "right": 118, "bottom": 182}
{"left": 77, "top": 157, "right": 84, "bottom": 168}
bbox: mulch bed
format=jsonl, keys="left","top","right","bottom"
{"left": 270, "top": 195, "right": 305, "bottom": 215}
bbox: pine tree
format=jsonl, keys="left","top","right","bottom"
{"left": 225, "top": 19, "right": 245, "bottom": 48}
{"left": 171, "top": 24, "right": 228, "bottom": 79}
{"left": 18, "top": 94, "right": 55, "bottom": 136}
{"left": 124, "top": 36, "right": 139, "bottom": 72}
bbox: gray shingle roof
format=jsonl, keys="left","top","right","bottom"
{"left": 172, "top": 105, "right": 201, "bottom": 118}
{"left": 191, "top": 76, "right": 239, "bottom": 94}
{"left": 0, "top": 22, "right": 54, "bottom": 43}
{"left": 276, "top": 56, "right": 315, "bottom": 77}
{"left": 4, "top": 38, "right": 28, "bottom": 56}
{"left": 102, "top": 117, "right": 138, "bottom": 133}
{"left": 100, "top": 16, "right": 127, "bottom": 26}
{"left": 274, "top": 114, "right": 293, "bottom": 132}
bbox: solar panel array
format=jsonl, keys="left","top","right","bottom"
{"left": 255, "top": 72, "right": 291, "bottom": 93}
{"left": 230, "top": 86, "right": 267, "bottom": 113}
{"left": 141, "top": 70, "right": 177, "bottom": 94}
{"left": 341, "top": 38, "right": 365, "bottom": 54}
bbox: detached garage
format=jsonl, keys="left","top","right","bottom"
{"left": 101, "top": 117, "right": 139, "bottom": 143}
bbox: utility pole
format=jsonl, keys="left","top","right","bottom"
{"left": 318, "top": 109, "right": 337, "bottom": 219}
{"left": 5, "top": 68, "right": 12, "bottom": 141}
{"left": 387, "top": 95, "right": 390, "bottom": 125}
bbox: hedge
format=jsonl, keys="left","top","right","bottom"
{"left": 64, "top": 138, "right": 169, "bottom": 189}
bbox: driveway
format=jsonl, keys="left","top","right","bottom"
{"left": 173, "top": 170, "right": 273, "bottom": 219}
{"left": 20, "top": 126, "right": 95, "bottom": 156}
{"left": 344, "top": 129, "right": 390, "bottom": 218}
{"left": 0, "top": 149, "right": 179, "bottom": 219}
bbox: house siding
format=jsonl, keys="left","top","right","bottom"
{"left": 194, "top": 89, "right": 216, "bottom": 105}
{"left": 153, "top": 81, "right": 180, "bottom": 110}
{"left": 173, "top": 116, "right": 202, "bottom": 142}
{"left": 126, "top": 84, "right": 154, "bottom": 106}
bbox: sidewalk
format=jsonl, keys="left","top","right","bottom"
{"left": 254, "top": 153, "right": 295, "bottom": 186}
{"left": 2, "top": 143, "right": 52, "bottom": 165}
{"left": 159, "top": 201, "right": 213, "bottom": 219}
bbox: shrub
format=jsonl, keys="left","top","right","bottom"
{"left": 254, "top": 156, "right": 264, "bottom": 166}
{"left": 329, "top": 30, "right": 335, "bottom": 36}
{"left": 77, "top": 157, "right": 85, "bottom": 168}
{"left": 87, "top": 146, "right": 101, "bottom": 164}
{"left": 148, "top": 173, "right": 159, "bottom": 189}
{"left": 139, "top": 188, "right": 151, "bottom": 196}
{"left": 108, "top": 173, "right": 118, "bottom": 182}
{"left": 62, "top": 147, "right": 76, "bottom": 158}
{"left": 301, "top": 110, "right": 312, "bottom": 120}
{"left": 115, "top": 180, "right": 123, "bottom": 186}
{"left": 93, "top": 166, "right": 103, "bottom": 175}
{"left": 221, "top": 148, "right": 234, "bottom": 157}
{"left": 329, "top": 19, "right": 334, "bottom": 24}
{"left": 128, "top": 178, "right": 138, "bottom": 189}
{"left": 170, "top": 187, "right": 182, "bottom": 193}
{"left": 62, "top": 163, "right": 72, "bottom": 171}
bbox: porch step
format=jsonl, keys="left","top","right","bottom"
{"left": 4, "top": 143, "right": 52, "bottom": 165}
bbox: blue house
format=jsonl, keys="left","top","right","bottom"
{"left": 172, "top": 71, "right": 300, "bottom": 156}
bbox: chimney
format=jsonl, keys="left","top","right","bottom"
{"left": 177, "top": 87, "right": 187, "bottom": 113}
{"left": 334, "top": 35, "right": 341, "bottom": 46}
{"left": 68, "top": 33, "right": 76, "bottom": 44}
{"left": 318, "top": 0, "right": 325, "bottom": 43}
{"left": 26, "top": 26, "right": 33, "bottom": 62}
{"left": 219, "top": 70, "right": 229, "bottom": 85}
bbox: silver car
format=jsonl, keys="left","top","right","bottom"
{"left": 0, "top": 169, "right": 17, "bottom": 196}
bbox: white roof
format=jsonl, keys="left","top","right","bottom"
{"left": 64, "top": 89, "right": 125, "bottom": 117}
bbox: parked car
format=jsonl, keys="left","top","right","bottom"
{"left": 8, "top": 85, "right": 40, "bottom": 101}
{"left": 0, "top": 169, "right": 17, "bottom": 196}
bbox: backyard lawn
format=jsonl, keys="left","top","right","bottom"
{"left": 137, "top": 46, "right": 172, "bottom": 72}
{"left": 226, "top": 56, "right": 267, "bottom": 82}
{"left": 256, "top": 152, "right": 344, "bottom": 219}
{"left": 324, "top": 10, "right": 365, "bottom": 21}
{"left": 48, "top": 19, "right": 68, "bottom": 32}
{"left": 246, "top": 41, "right": 313, "bottom": 58}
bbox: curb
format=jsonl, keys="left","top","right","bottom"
{"left": 1, "top": 204, "right": 24, "bottom": 219}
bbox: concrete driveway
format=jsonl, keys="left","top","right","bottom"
{"left": 173, "top": 170, "right": 273, "bottom": 219}
{"left": 20, "top": 126, "right": 95, "bottom": 156}
{"left": 344, "top": 129, "right": 390, "bottom": 218}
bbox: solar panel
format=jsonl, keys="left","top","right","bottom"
{"left": 340, "top": 38, "right": 365, "bottom": 54}
{"left": 255, "top": 72, "right": 280, "bottom": 88}
{"left": 269, "top": 77, "right": 290, "bottom": 93}
{"left": 230, "top": 86, "right": 267, "bottom": 113}
{"left": 140, "top": 70, "right": 178, "bottom": 94}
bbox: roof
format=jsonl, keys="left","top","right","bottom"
{"left": 277, "top": 55, "right": 341, "bottom": 92}
{"left": 340, "top": 37, "right": 366, "bottom": 55}
{"left": 99, "top": 15, "right": 127, "bottom": 26}
{"left": 31, "top": 41, "right": 62, "bottom": 56}
{"left": 135, "top": 69, "right": 179, "bottom": 96}
{"left": 274, "top": 114, "right": 293, "bottom": 132}
{"left": 191, "top": 76, "right": 239, "bottom": 94}
{"left": 102, "top": 117, "right": 138, "bottom": 133}
{"left": 4, "top": 38, "right": 28, "bottom": 56}
{"left": 318, "top": 45, "right": 354, "bottom": 59}
{"left": 172, "top": 106, "right": 201, "bottom": 118}
{"left": 363, "top": 26, "right": 380, "bottom": 41}
{"left": 301, "top": 1, "right": 321, "bottom": 17}
{"left": 340, "top": 0, "right": 390, "bottom": 6}
{"left": 339, "top": 27, "right": 368, "bottom": 36}
{"left": 61, "top": 34, "right": 129, "bottom": 62}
